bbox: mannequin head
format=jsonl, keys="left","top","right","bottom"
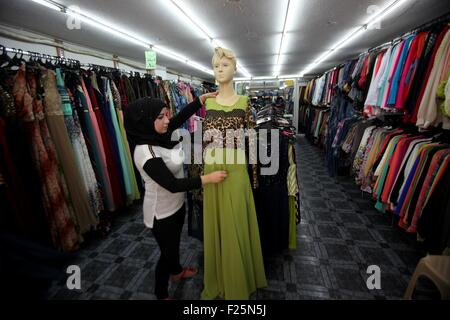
{"left": 212, "top": 47, "right": 237, "bottom": 84}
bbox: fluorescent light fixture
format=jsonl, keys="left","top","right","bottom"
{"left": 153, "top": 46, "right": 214, "bottom": 75}
{"left": 30, "top": 1, "right": 214, "bottom": 76}
{"left": 301, "top": 26, "right": 364, "bottom": 75}
{"left": 274, "top": 0, "right": 302, "bottom": 76}
{"left": 164, "top": 0, "right": 252, "bottom": 78}
{"left": 166, "top": 0, "right": 215, "bottom": 41}
{"left": 274, "top": 0, "right": 291, "bottom": 75}
{"left": 238, "top": 64, "right": 252, "bottom": 78}
{"left": 299, "top": 0, "right": 412, "bottom": 76}
{"left": 235, "top": 74, "right": 301, "bottom": 82}
{"left": 274, "top": 62, "right": 282, "bottom": 76}
{"left": 153, "top": 45, "right": 188, "bottom": 63}
{"left": 189, "top": 61, "right": 215, "bottom": 76}
{"left": 366, "top": 0, "right": 412, "bottom": 28}
{"left": 31, "top": 0, "right": 61, "bottom": 11}
{"left": 66, "top": 7, "right": 150, "bottom": 49}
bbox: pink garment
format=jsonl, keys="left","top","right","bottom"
{"left": 381, "top": 43, "right": 404, "bottom": 109}
{"left": 80, "top": 78, "right": 115, "bottom": 212}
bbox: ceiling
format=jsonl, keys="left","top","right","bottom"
{"left": 0, "top": 0, "right": 449, "bottom": 81}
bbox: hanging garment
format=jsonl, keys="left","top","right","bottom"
{"left": 409, "top": 25, "right": 450, "bottom": 124}
{"left": 79, "top": 78, "right": 116, "bottom": 212}
{"left": 366, "top": 48, "right": 391, "bottom": 105}
{"left": 373, "top": 134, "right": 407, "bottom": 212}
{"left": 287, "top": 144, "right": 299, "bottom": 250}
{"left": 416, "top": 26, "right": 450, "bottom": 129}
{"left": 364, "top": 50, "right": 386, "bottom": 116}
{"left": 379, "top": 43, "right": 402, "bottom": 109}
{"left": 41, "top": 68, "right": 96, "bottom": 236}
{"left": 395, "top": 32, "right": 429, "bottom": 110}
{"left": 409, "top": 150, "right": 450, "bottom": 233}
{"left": 359, "top": 128, "right": 386, "bottom": 193}
{"left": 105, "top": 77, "right": 134, "bottom": 203}
{"left": 390, "top": 138, "right": 433, "bottom": 210}
{"left": 111, "top": 81, "right": 141, "bottom": 202}
{"left": 98, "top": 75, "right": 127, "bottom": 200}
{"left": 0, "top": 81, "right": 51, "bottom": 244}
{"left": 398, "top": 144, "right": 447, "bottom": 229}
{"left": 387, "top": 35, "right": 415, "bottom": 107}
{"left": 417, "top": 154, "right": 450, "bottom": 254}
{"left": 13, "top": 65, "right": 78, "bottom": 251}
{"left": 87, "top": 75, "right": 125, "bottom": 208}
{"left": 67, "top": 83, "right": 104, "bottom": 216}
{"left": 381, "top": 135, "right": 420, "bottom": 205}
{"left": 55, "top": 69, "right": 103, "bottom": 220}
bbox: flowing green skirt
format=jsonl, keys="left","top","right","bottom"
{"left": 201, "top": 148, "right": 267, "bottom": 300}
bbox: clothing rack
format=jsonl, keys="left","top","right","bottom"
{"left": 2, "top": 45, "right": 80, "bottom": 65}
{"left": 2, "top": 44, "right": 205, "bottom": 85}
{"left": 311, "top": 12, "right": 450, "bottom": 81}
{"left": 80, "top": 62, "right": 141, "bottom": 76}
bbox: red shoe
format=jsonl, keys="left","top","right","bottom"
{"left": 171, "top": 267, "right": 198, "bottom": 283}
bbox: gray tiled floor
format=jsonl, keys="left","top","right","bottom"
{"left": 48, "top": 135, "right": 438, "bottom": 300}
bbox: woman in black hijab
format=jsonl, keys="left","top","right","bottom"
{"left": 124, "top": 92, "right": 226, "bottom": 300}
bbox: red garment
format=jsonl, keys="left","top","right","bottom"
{"left": 372, "top": 130, "right": 404, "bottom": 200}
{"left": 380, "top": 136, "right": 418, "bottom": 204}
{"left": 373, "top": 129, "right": 404, "bottom": 168}
{"left": 120, "top": 78, "right": 128, "bottom": 108}
{"left": 374, "top": 51, "right": 386, "bottom": 75}
{"left": 87, "top": 79, "right": 125, "bottom": 209}
{"left": 357, "top": 54, "right": 370, "bottom": 90}
{"left": 395, "top": 32, "right": 429, "bottom": 110}
{"left": 408, "top": 151, "right": 450, "bottom": 233}
{"left": 410, "top": 26, "right": 450, "bottom": 123}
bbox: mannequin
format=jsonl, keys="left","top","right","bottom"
{"left": 200, "top": 47, "right": 267, "bottom": 300}
{"left": 212, "top": 47, "right": 239, "bottom": 107}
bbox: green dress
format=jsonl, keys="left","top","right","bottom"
{"left": 201, "top": 96, "right": 267, "bottom": 300}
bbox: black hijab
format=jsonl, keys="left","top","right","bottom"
{"left": 123, "top": 97, "right": 180, "bottom": 151}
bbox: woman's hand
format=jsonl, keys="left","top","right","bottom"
{"left": 201, "top": 171, "right": 227, "bottom": 185}
{"left": 200, "top": 91, "right": 219, "bottom": 105}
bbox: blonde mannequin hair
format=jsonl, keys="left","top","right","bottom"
{"left": 212, "top": 47, "right": 237, "bottom": 71}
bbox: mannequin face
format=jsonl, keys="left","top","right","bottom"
{"left": 213, "top": 57, "right": 236, "bottom": 84}
{"left": 154, "top": 107, "right": 171, "bottom": 134}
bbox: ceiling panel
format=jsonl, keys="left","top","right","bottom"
{"left": 0, "top": 0, "right": 448, "bottom": 80}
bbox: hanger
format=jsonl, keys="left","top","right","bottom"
{"left": 0, "top": 45, "right": 11, "bottom": 66}
{"left": 3, "top": 48, "right": 26, "bottom": 69}
{"left": 44, "top": 54, "right": 55, "bottom": 69}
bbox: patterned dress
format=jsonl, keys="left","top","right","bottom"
{"left": 201, "top": 96, "right": 267, "bottom": 300}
